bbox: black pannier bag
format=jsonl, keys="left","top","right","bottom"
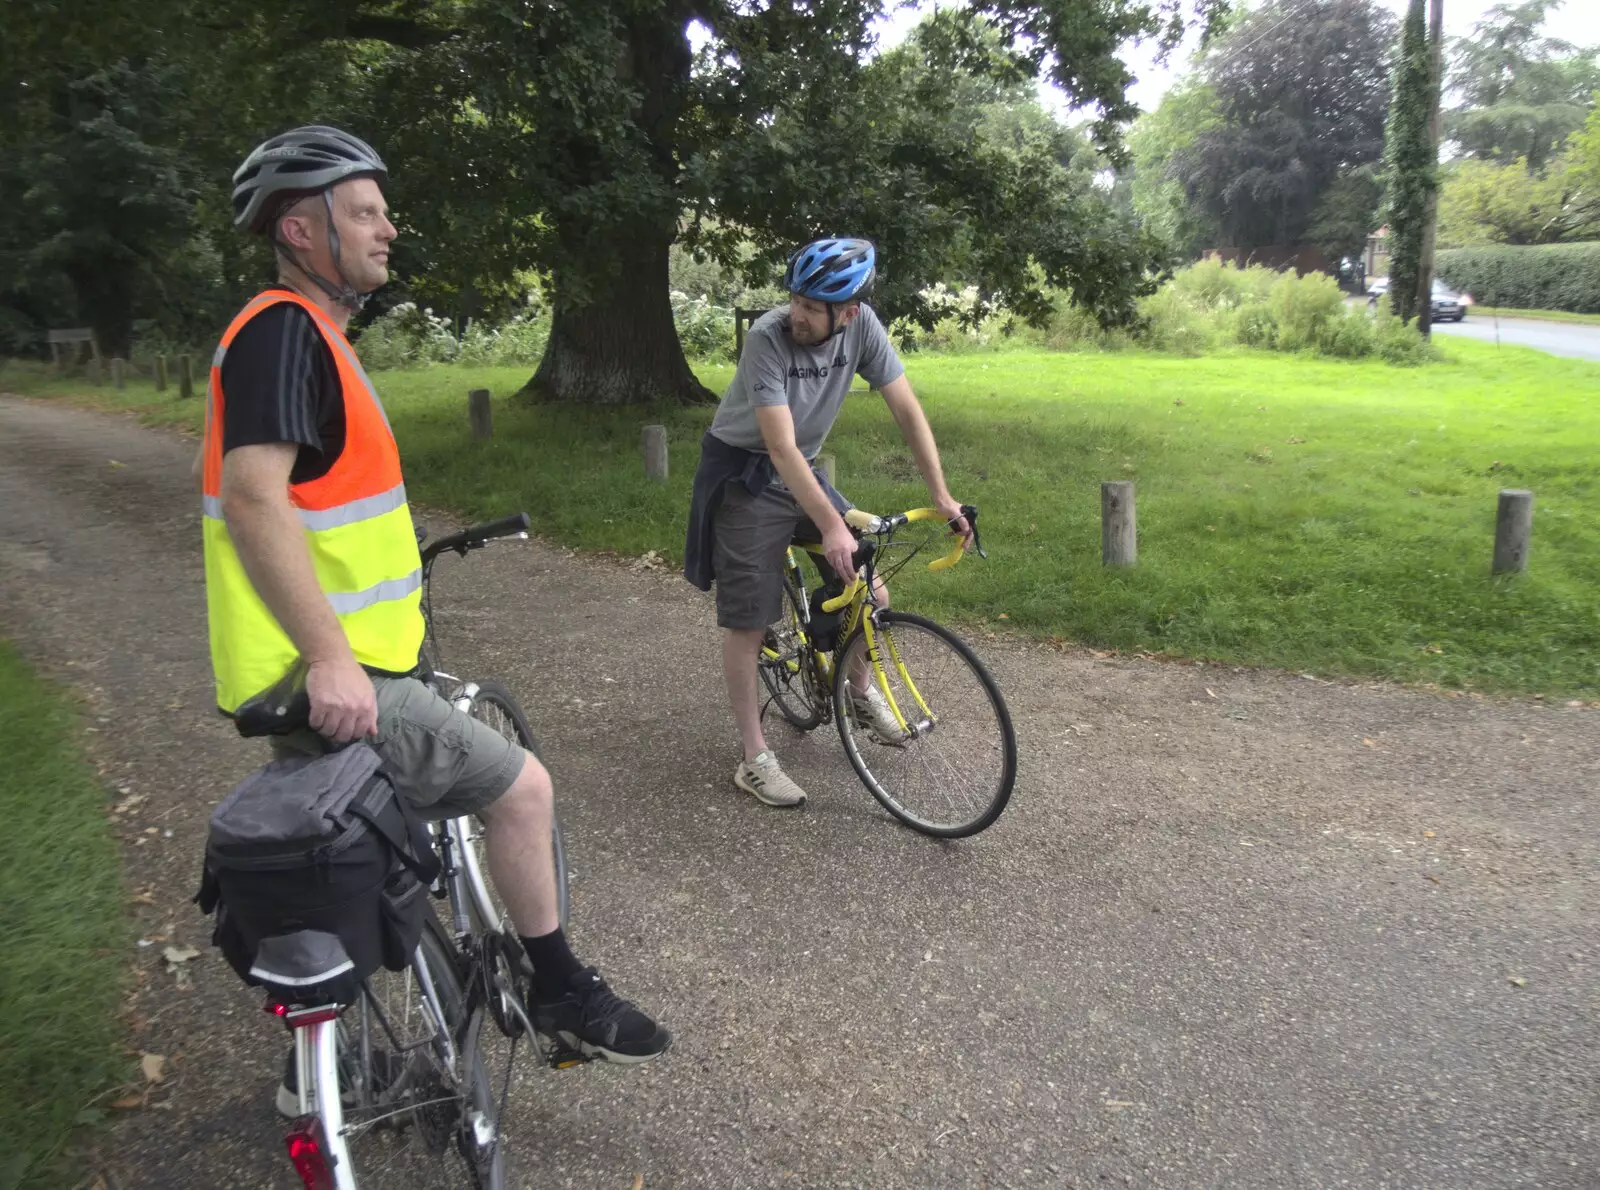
{"left": 194, "top": 743, "right": 441, "bottom": 1003}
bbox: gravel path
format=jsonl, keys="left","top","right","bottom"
{"left": 2, "top": 394, "right": 1596, "bottom": 1189}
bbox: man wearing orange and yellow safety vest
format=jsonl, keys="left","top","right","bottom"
{"left": 204, "top": 128, "right": 668, "bottom": 1111}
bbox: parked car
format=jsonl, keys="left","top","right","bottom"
{"left": 1365, "top": 277, "right": 1467, "bottom": 321}
{"left": 1430, "top": 280, "right": 1466, "bottom": 322}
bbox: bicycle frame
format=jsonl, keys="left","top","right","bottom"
{"left": 420, "top": 671, "right": 503, "bottom": 942}
{"left": 782, "top": 505, "right": 977, "bottom": 739}
{"left": 276, "top": 515, "right": 538, "bottom": 1189}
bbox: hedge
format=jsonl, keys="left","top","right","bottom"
{"left": 1435, "top": 242, "right": 1600, "bottom": 314}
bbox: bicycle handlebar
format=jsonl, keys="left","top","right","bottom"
{"left": 819, "top": 504, "right": 984, "bottom": 613}
{"left": 420, "top": 512, "right": 531, "bottom": 564}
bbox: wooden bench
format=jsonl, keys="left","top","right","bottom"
{"left": 47, "top": 327, "right": 100, "bottom": 371}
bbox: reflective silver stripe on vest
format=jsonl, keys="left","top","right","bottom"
{"left": 324, "top": 569, "right": 422, "bottom": 615}
{"left": 297, "top": 483, "right": 407, "bottom": 531}
{"left": 200, "top": 483, "right": 406, "bottom": 531}
{"left": 212, "top": 343, "right": 227, "bottom": 369}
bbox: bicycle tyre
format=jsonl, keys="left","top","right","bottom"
{"left": 321, "top": 908, "right": 505, "bottom": 1189}
{"left": 833, "top": 611, "right": 1016, "bottom": 838}
{"left": 758, "top": 569, "right": 826, "bottom": 730}
{"left": 465, "top": 680, "right": 570, "bottom": 932}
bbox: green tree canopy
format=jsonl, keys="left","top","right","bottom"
{"left": 1127, "top": 78, "right": 1222, "bottom": 256}
{"left": 1166, "top": 0, "right": 1395, "bottom": 252}
{"left": 1446, "top": 0, "right": 1600, "bottom": 171}
{"left": 4, "top": 0, "right": 1231, "bottom": 402}
{"left": 1435, "top": 150, "right": 1600, "bottom": 247}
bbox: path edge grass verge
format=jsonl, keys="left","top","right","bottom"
{"left": 0, "top": 642, "right": 133, "bottom": 1190}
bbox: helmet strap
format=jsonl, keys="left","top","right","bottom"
{"left": 271, "top": 189, "right": 369, "bottom": 312}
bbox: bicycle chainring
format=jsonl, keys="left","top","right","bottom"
{"left": 480, "top": 932, "right": 531, "bottom": 1040}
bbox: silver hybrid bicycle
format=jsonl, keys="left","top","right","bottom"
{"left": 239, "top": 513, "right": 576, "bottom": 1190}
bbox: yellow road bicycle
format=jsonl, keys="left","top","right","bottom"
{"left": 758, "top": 503, "right": 1016, "bottom": 838}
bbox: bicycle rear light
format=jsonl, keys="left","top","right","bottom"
{"left": 285, "top": 1116, "right": 336, "bottom": 1190}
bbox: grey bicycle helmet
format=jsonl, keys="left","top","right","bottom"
{"left": 231, "top": 125, "right": 388, "bottom": 234}
{"left": 232, "top": 125, "right": 389, "bottom": 310}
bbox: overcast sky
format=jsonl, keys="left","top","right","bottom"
{"left": 872, "top": 0, "right": 1600, "bottom": 119}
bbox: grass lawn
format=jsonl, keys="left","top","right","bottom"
{"left": 1465, "top": 307, "right": 1600, "bottom": 327}
{"left": 0, "top": 644, "right": 131, "bottom": 1190}
{"left": 5, "top": 336, "right": 1598, "bottom": 696}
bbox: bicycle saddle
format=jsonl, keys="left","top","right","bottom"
{"left": 234, "top": 662, "right": 313, "bottom": 738}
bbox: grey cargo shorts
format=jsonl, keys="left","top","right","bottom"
{"left": 712, "top": 479, "right": 852, "bottom": 630}
{"left": 269, "top": 675, "right": 525, "bottom": 819}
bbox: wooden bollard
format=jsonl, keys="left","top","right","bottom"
{"left": 178, "top": 355, "right": 194, "bottom": 400}
{"left": 642, "top": 424, "right": 668, "bottom": 482}
{"left": 468, "top": 388, "right": 493, "bottom": 440}
{"left": 111, "top": 357, "right": 126, "bottom": 390}
{"left": 815, "top": 453, "right": 837, "bottom": 487}
{"left": 1101, "top": 481, "right": 1137, "bottom": 567}
{"left": 86, "top": 356, "right": 103, "bottom": 385}
{"left": 155, "top": 355, "right": 168, "bottom": 393}
{"left": 1492, "top": 489, "right": 1533, "bottom": 574}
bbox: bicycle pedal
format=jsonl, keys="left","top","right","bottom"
{"left": 545, "top": 1044, "right": 593, "bottom": 1070}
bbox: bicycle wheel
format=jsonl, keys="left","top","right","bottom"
{"left": 465, "top": 680, "right": 570, "bottom": 933}
{"left": 758, "top": 568, "right": 827, "bottom": 730}
{"left": 833, "top": 611, "right": 1016, "bottom": 838}
{"left": 316, "top": 909, "right": 505, "bottom": 1189}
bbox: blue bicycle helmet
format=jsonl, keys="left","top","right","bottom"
{"left": 783, "top": 238, "right": 876, "bottom": 303}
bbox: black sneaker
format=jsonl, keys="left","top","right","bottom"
{"left": 533, "top": 968, "right": 671, "bottom": 1064}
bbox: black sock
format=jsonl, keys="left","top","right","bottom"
{"left": 521, "top": 928, "right": 584, "bottom": 998}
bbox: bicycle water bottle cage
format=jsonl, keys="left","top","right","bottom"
{"left": 808, "top": 581, "right": 846, "bottom": 650}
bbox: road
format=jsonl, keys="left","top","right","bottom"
{"left": 1433, "top": 313, "right": 1600, "bottom": 361}
{"left": 1, "top": 394, "right": 1596, "bottom": 1189}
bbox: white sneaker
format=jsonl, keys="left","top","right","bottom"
{"left": 847, "top": 682, "right": 906, "bottom": 746}
{"left": 734, "top": 751, "right": 808, "bottom": 807}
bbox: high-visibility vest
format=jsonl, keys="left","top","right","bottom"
{"left": 201, "top": 288, "right": 424, "bottom": 713}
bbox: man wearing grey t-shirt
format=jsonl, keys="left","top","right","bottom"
{"left": 684, "top": 237, "right": 971, "bottom": 809}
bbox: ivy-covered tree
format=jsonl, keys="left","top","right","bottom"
{"left": 1381, "top": 0, "right": 1436, "bottom": 327}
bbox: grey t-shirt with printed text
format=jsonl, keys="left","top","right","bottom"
{"left": 708, "top": 304, "right": 904, "bottom": 461}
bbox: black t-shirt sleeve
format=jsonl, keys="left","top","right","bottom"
{"left": 219, "top": 302, "right": 344, "bottom": 483}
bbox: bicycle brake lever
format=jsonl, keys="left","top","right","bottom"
{"left": 957, "top": 504, "right": 986, "bottom": 559}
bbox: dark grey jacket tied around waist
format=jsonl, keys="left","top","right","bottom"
{"left": 682, "top": 431, "right": 850, "bottom": 592}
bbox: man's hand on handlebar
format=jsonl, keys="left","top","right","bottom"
{"left": 305, "top": 655, "right": 378, "bottom": 743}
{"left": 823, "top": 520, "right": 858, "bottom": 581}
{"left": 935, "top": 497, "right": 974, "bottom": 552}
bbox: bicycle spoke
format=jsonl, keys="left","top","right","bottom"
{"left": 333, "top": 916, "right": 506, "bottom": 1188}
{"left": 835, "top": 613, "right": 1016, "bottom": 838}
{"left": 758, "top": 569, "right": 827, "bottom": 730}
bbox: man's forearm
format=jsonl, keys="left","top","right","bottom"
{"left": 224, "top": 494, "right": 352, "bottom": 666}
{"left": 769, "top": 444, "right": 848, "bottom": 535}
{"left": 889, "top": 396, "right": 953, "bottom": 504}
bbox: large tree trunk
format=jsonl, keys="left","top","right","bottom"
{"left": 518, "top": 234, "right": 714, "bottom": 408}
{"left": 517, "top": 4, "right": 713, "bottom": 407}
